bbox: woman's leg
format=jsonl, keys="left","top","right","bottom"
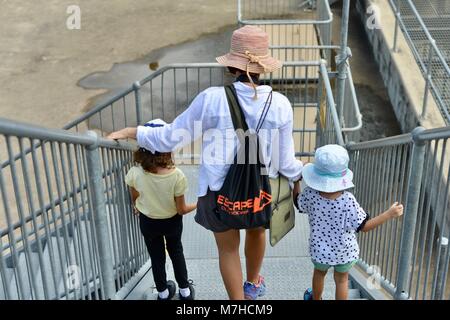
{"left": 244, "top": 227, "right": 266, "bottom": 284}
{"left": 312, "top": 269, "right": 327, "bottom": 300}
{"left": 334, "top": 271, "right": 349, "bottom": 300}
{"left": 214, "top": 229, "right": 243, "bottom": 300}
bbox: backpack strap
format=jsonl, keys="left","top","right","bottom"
{"left": 225, "top": 84, "right": 273, "bottom": 133}
{"left": 225, "top": 85, "right": 249, "bottom": 132}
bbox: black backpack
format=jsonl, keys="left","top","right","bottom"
{"left": 214, "top": 84, "right": 273, "bottom": 229}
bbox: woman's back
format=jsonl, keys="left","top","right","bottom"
{"left": 136, "top": 81, "right": 302, "bottom": 197}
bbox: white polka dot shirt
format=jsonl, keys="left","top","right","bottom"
{"left": 298, "top": 187, "right": 368, "bottom": 265}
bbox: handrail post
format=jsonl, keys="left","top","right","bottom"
{"left": 133, "top": 81, "right": 142, "bottom": 125}
{"left": 394, "top": 126, "right": 426, "bottom": 299}
{"left": 336, "top": 0, "right": 350, "bottom": 127}
{"left": 393, "top": 0, "right": 401, "bottom": 52}
{"left": 421, "top": 40, "right": 435, "bottom": 119}
{"left": 434, "top": 237, "right": 448, "bottom": 300}
{"left": 85, "top": 131, "right": 116, "bottom": 300}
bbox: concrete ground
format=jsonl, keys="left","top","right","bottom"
{"left": 0, "top": 0, "right": 237, "bottom": 128}
{"left": 0, "top": 0, "right": 401, "bottom": 140}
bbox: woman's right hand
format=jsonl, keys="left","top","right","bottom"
{"left": 106, "top": 127, "right": 137, "bottom": 140}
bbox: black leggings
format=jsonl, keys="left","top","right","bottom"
{"left": 139, "top": 213, "right": 189, "bottom": 292}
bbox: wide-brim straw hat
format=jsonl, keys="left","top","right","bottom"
{"left": 216, "top": 25, "right": 282, "bottom": 75}
{"left": 302, "top": 144, "right": 354, "bottom": 193}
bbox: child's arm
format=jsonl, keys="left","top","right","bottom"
{"left": 293, "top": 180, "right": 302, "bottom": 211}
{"left": 360, "top": 202, "right": 404, "bottom": 232}
{"left": 175, "top": 195, "right": 197, "bottom": 215}
{"left": 293, "top": 180, "right": 300, "bottom": 202}
{"left": 129, "top": 187, "right": 140, "bottom": 215}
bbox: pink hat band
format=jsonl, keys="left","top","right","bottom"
{"left": 229, "top": 50, "right": 271, "bottom": 72}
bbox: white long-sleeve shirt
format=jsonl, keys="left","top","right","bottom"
{"left": 137, "top": 81, "right": 303, "bottom": 197}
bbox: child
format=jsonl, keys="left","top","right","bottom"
{"left": 295, "top": 144, "right": 404, "bottom": 300}
{"left": 125, "top": 119, "right": 197, "bottom": 300}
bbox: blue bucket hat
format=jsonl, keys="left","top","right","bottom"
{"left": 139, "top": 118, "right": 167, "bottom": 154}
{"left": 301, "top": 144, "right": 354, "bottom": 193}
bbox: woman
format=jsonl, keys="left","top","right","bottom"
{"left": 107, "top": 25, "right": 303, "bottom": 300}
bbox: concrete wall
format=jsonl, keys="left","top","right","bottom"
{"left": 355, "top": 0, "right": 446, "bottom": 133}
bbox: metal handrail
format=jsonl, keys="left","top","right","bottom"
{"left": 415, "top": 125, "right": 450, "bottom": 142}
{"left": 319, "top": 62, "right": 345, "bottom": 146}
{"left": 391, "top": 0, "right": 450, "bottom": 75}
{"left": 2, "top": 59, "right": 343, "bottom": 299}
{"left": 390, "top": 0, "right": 450, "bottom": 122}
{"left": 347, "top": 133, "right": 412, "bottom": 150}
{"left": 0, "top": 117, "right": 138, "bottom": 299}
{"left": 236, "top": 0, "right": 361, "bottom": 138}
{"left": 341, "top": 66, "right": 363, "bottom": 133}
{"left": 64, "top": 61, "right": 323, "bottom": 131}
{"left": 237, "top": 0, "right": 333, "bottom": 24}
{"left": 0, "top": 1, "right": 354, "bottom": 301}
{"left": 348, "top": 125, "right": 450, "bottom": 299}
{"left": 63, "top": 86, "right": 135, "bottom": 131}
{"left": 0, "top": 118, "right": 134, "bottom": 151}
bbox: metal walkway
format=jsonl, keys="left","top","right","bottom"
{"left": 1, "top": 0, "right": 450, "bottom": 301}
{"left": 123, "top": 165, "right": 365, "bottom": 300}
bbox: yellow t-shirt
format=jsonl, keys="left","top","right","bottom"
{"left": 125, "top": 166, "right": 188, "bottom": 219}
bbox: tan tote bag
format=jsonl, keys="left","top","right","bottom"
{"left": 269, "top": 175, "right": 295, "bottom": 246}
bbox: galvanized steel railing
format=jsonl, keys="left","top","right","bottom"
{"left": 340, "top": 66, "right": 363, "bottom": 142}
{"left": 238, "top": 0, "right": 333, "bottom": 66}
{"left": 64, "top": 61, "right": 344, "bottom": 163}
{"left": 348, "top": 126, "right": 450, "bottom": 300}
{"left": 0, "top": 119, "right": 147, "bottom": 300}
{"left": 317, "top": 62, "right": 345, "bottom": 147}
{"left": 0, "top": 1, "right": 359, "bottom": 299}
{"left": 391, "top": 0, "right": 450, "bottom": 123}
{"left": 1, "top": 59, "right": 345, "bottom": 299}
{"left": 237, "top": 0, "right": 362, "bottom": 141}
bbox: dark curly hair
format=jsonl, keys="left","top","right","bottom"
{"left": 228, "top": 67, "right": 260, "bottom": 81}
{"left": 134, "top": 148, "right": 174, "bottom": 173}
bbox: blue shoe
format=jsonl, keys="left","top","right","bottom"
{"left": 243, "top": 275, "right": 266, "bottom": 300}
{"left": 304, "top": 288, "right": 313, "bottom": 300}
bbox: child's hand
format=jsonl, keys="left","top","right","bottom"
{"left": 387, "top": 202, "right": 404, "bottom": 218}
